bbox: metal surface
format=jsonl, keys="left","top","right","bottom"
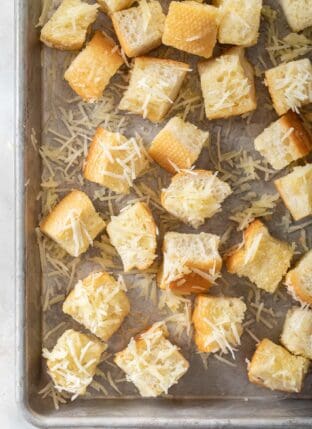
{"left": 15, "top": 0, "right": 312, "bottom": 427}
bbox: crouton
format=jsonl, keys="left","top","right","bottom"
{"left": 198, "top": 47, "right": 257, "bottom": 120}
{"left": 97, "top": 0, "right": 134, "bottom": 14}
{"left": 281, "top": 307, "right": 312, "bottom": 360}
{"left": 280, "top": 0, "right": 312, "bottom": 32}
{"left": 285, "top": 250, "right": 312, "bottom": 305}
{"left": 40, "top": 190, "right": 106, "bottom": 257}
{"left": 114, "top": 322, "right": 189, "bottom": 397}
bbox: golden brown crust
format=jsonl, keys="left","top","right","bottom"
{"left": 280, "top": 111, "right": 312, "bottom": 157}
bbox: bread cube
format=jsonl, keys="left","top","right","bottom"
{"left": 107, "top": 202, "right": 157, "bottom": 271}
{"left": 149, "top": 117, "right": 208, "bottom": 174}
{"left": 112, "top": 1, "right": 165, "bottom": 58}
{"left": 248, "top": 338, "right": 309, "bottom": 393}
{"left": 158, "top": 232, "right": 222, "bottom": 294}
{"left": 281, "top": 307, "right": 312, "bottom": 360}
{"left": 83, "top": 128, "right": 149, "bottom": 194}
{"left": 226, "top": 220, "right": 293, "bottom": 294}
{"left": 285, "top": 250, "right": 312, "bottom": 305}
{"left": 40, "top": 190, "right": 106, "bottom": 257}
{"left": 162, "top": 1, "right": 220, "bottom": 59}
{"left": 254, "top": 111, "right": 312, "bottom": 170}
{"left": 192, "top": 296, "right": 246, "bottom": 354}
{"left": 213, "top": 0, "right": 262, "bottom": 47}
{"left": 274, "top": 164, "right": 312, "bottom": 221}
{"left": 114, "top": 322, "right": 189, "bottom": 397}
{"left": 119, "top": 57, "right": 189, "bottom": 123}
{"left": 40, "top": 0, "right": 99, "bottom": 50}
{"left": 198, "top": 47, "right": 257, "bottom": 120}
{"left": 64, "top": 31, "right": 123, "bottom": 102}
{"left": 280, "top": 0, "right": 312, "bottom": 32}
{"left": 63, "top": 272, "right": 130, "bottom": 341}
{"left": 265, "top": 59, "right": 312, "bottom": 116}
{"left": 43, "top": 329, "right": 106, "bottom": 396}
{"left": 161, "top": 170, "right": 232, "bottom": 227}
{"left": 97, "top": 0, "right": 134, "bottom": 14}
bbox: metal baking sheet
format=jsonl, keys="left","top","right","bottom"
{"left": 15, "top": 0, "right": 312, "bottom": 427}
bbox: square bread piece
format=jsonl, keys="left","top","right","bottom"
{"left": 248, "top": 338, "right": 309, "bottom": 393}
{"left": 40, "top": 0, "right": 99, "bottom": 50}
{"left": 162, "top": 1, "right": 220, "bottom": 59}
{"left": 148, "top": 116, "right": 208, "bottom": 174}
{"left": 213, "top": 0, "right": 262, "bottom": 47}
{"left": 43, "top": 329, "right": 106, "bottom": 396}
{"left": 106, "top": 202, "right": 157, "bottom": 272}
{"left": 161, "top": 170, "right": 232, "bottom": 228}
{"left": 40, "top": 190, "right": 106, "bottom": 257}
{"left": 83, "top": 128, "right": 149, "bottom": 194}
{"left": 254, "top": 111, "right": 312, "bottom": 170}
{"left": 63, "top": 272, "right": 130, "bottom": 341}
{"left": 192, "top": 296, "right": 246, "bottom": 355}
{"left": 119, "top": 57, "right": 189, "bottom": 123}
{"left": 158, "top": 232, "right": 222, "bottom": 294}
{"left": 64, "top": 31, "right": 123, "bottom": 102}
{"left": 281, "top": 307, "right": 312, "bottom": 360}
{"left": 265, "top": 59, "right": 312, "bottom": 116}
{"left": 274, "top": 164, "right": 312, "bottom": 221}
{"left": 97, "top": 0, "right": 134, "bottom": 13}
{"left": 114, "top": 322, "right": 189, "bottom": 397}
{"left": 280, "top": 0, "right": 312, "bottom": 32}
{"left": 112, "top": 1, "right": 166, "bottom": 58}
{"left": 198, "top": 47, "right": 257, "bottom": 120}
{"left": 285, "top": 250, "right": 312, "bottom": 305}
{"left": 226, "top": 220, "right": 293, "bottom": 294}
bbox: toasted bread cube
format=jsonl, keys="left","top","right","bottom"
{"left": 97, "top": 0, "right": 134, "bottom": 13}
{"left": 254, "top": 111, "right": 312, "bottom": 170}
{"left": 162, "top": 1, "right": 219, "bottom": 59}
{"left": 213, "top": 0, "right": 262, "bottom": 47}
{"left": 265, "top": 59, "right": 312, "bottom": 116}
{"left": 83, "top": 128, "right": 149, "bottom": 194}
{"left": 198, "top": 47, "right": 257, "bottom": 120}
{"left": 280, "top": 0, "right": 312, "bottom": 32}
{"left": 226, "top": 220, "right": 293, "bottom": 293}
{"left": 112, "top": 1, "right": 165, "bottom": 58}
{"left": 285, "top": 250, "right": 312, "bottom": 305}
{"left": 158, "top": 232, "right": 222, "bottom": 294}
{"left": 64, "top": 31, "right": 123, "bottom": 102}
{"left": 119, "top": 57, "right": 189, "bottom": 123}
{"left": 43, "top": 329, "right": 106, "bottom": 396}
{"left": 114, "top": 322, "right": 189, "bottom": 397}
{"left": 281, "top": 307, "right": 312, "bottom": 360}
{"left": 248, "top": 339, "right": 309, "bottom": 393}
{"left": 63, "top": 272, "right": 130, "bottom": 341}
{"left": 149, "top": 117, "right": 208, "bottom": 173}
{"left": 161, "top": 170, "right": 232, "bottom": 227}
{"left": 275, "top": 164, "right": 312, "bottom": 221}
{"left": 40, "top": 190, "right": 106, "bottom": 257}
{"left": 192, "top": 296, "right": 246, "bottom": 355}
{"left": 107, "top": 202, "right": 157, "bottom": 272}
{"left": 40, "top": 0, "right": 99, "bottom": 50}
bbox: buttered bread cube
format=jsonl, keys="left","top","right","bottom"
{"left": 40, "top": 190, "right": 106, "bottom": 257}
{"left": 97, "top": 0, "right": 134, "bottom": 13}
{"left": 275, "top": 164, "right": 312, "bottom": 221}
{"left": 265, "top": 59, "right": 312, "bottom": 116}
{"left": 281, "top": 307, "right": 312, "bottom": 360}
{"left": 43, "top": 329, "right": 106, "bottom": 396}
{"left": 248, "top": 339, "right": 309, "bottom": 393}
{"left": 119, "top": 57, "right": 189, "bottom": 123}
{"left": 64, "top": 31, "right": 123, "bottom": 102}
{"left": 198, "top": 47, "right": 257, "bottom": 120}
{"left": 114, "top": 322, "right": 189, "bottom": 397}
{"left": 40, "top": 0, "right": 99, "bottom": 50}
{"left": 149, "top": 117, "right": 208, "bottom": 174}
{"left": 161, "top": 170, "right": 232, "bottom": 227}
{"left": 226, "top": 220, "right": 293, "bottom": 293}
{"left": 158, "top": 232, "right": 222, "bottom": 294}
{"left": 63, "top": 272, "right": 130, "bottom": 341}
{"left": 254, "top": 111, "right": 312, "bottom": 170}
{"left": 107, "top": 202, "right": 157, "bottom": 271}
{"left": 162, "top": 1, "right": 220, "bottom": 59}
{"left": 112, "top": 1, "right": 165, "bottom": 58}
{"left": 280, "top": 0, "right": 312, "bottom": 32}
{"left": 285, "top": 250, "right": 312, "bottom": 305}
{"left": 83, "top": 128, "right": 149, "bottom": 194}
